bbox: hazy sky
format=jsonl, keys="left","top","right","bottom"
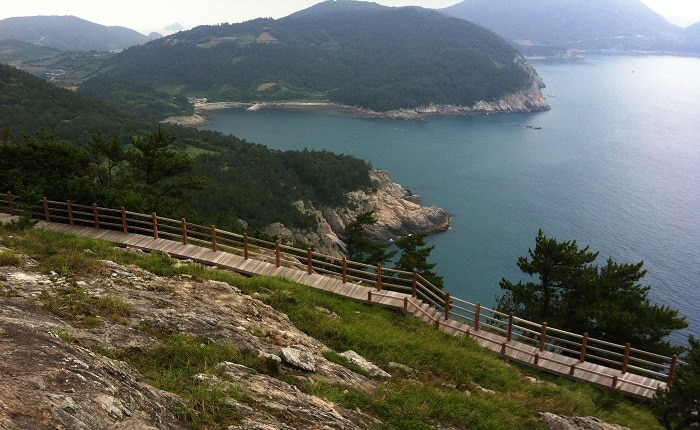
{"left": 1, "top": 0, "right": 699, "bottom": 34}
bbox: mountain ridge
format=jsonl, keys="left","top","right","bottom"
{"left": 0, "top": 15, "right": 159, "bottom": 51}
{"left": 441, "top": 0, "right": 698, "bottom": 56}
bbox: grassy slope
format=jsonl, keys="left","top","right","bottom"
{"left": 0, "top": 222, "right": 662, "bottom": 430}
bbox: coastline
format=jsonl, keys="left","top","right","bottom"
{"left": 162, "top": 84, "right": 551, "bottom": 126}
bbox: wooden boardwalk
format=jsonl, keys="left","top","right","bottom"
{"left": 1, "top": 214, "right": 666, "bottom": 400}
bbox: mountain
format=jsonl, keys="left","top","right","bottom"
{"left": 81, "top": 1, "right": 548, "bottom": 115}
{"left": 0, "top": 15, "right": 159, "bottom": 51}
{"left": 441, "top": 0, "right": 694, "bottom": 56}
{"left": 686, "top": 22, "right": 700, "bottom": 52}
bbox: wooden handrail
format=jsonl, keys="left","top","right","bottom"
{"left": 0, "top": 193, "right": 686, "bottom": 387}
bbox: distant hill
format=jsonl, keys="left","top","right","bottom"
{"left": 0, "top": 15, "right": 159, "bottom": 51}
{"left": 686, "top": 22, "right": 700, "bottom": 52}
{"left": 82, "top": 1, "right": 546, "bottom": 114}
{"left": 441, "top": 0, "right": 695, "bottom": 56}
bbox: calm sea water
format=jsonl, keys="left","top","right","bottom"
{"left": 201, "top": 56, "right": 700, "bottom": 345}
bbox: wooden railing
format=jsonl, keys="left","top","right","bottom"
{"left": 0, "top": 193, "right": 684, "bottom": 388}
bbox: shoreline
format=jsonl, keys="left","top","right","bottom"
{"left": 162, "top": 91, "right": 551, "bottom": 126}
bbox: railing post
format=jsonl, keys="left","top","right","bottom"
{"left": 368, "top": 291, "right": 372, "bottom": 302}
{"left": 342, "top": 257, "right": 347, "bottom": 283}
{"left": 540, "top": 322, "right": 547, "bottom": 351}
{"left": 474, "top": 303, "right": 481, "bottom": 331}
{"left": 307, "top": 248, "right": 313, "bottom": 275}
{"left": 43, "top": 197, "right": 50, "bottom": 222}
{"left": 243, "top": 233, "right": 249, "bottom": 259}
{"left": 412, "top": 270, "right": 418, "bottom": 297}
{"left": 507, "top": 312, "right": 514, "bottom": 342}
{"left": 121, "top": 207, "right": 128, "bottom": 233}
{"left": 668, "top": 354, "right": 678, "bottom": 385}
{"left": 152, "top": 213, "right": 158, "bottom": 239}
{"left": 275, "top": 240, "right": 281, "bottom": 267}
{"left": 181, "top": 218, "right": 188, "bottom": 245}
{"left": 444, "top": 293, "right": 451, "bottom": 320}
{"left": 67, "top": 200, "right": 74, "bottom": 226}
{"left": 621, "top": 343, "right": 631, "bottom": 374}
{"left": 376, "top": 264, "right": 382, "bottom": 291}
{"left": 7, "top": 192, "right": 14, "bottom": 216}
{"left": 580, "top": 332, "right": 589, "bottom": 363}
{"left": 211, "top": 225, "right": 217, "bottom": 252}
{"left": 404, "top": 297, "right": 409, "bottom": 311}
{"left": 93, "top": 203, "right": 100, "bottom": 229}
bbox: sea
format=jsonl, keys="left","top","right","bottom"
{"left": 200, "top": 55, "right": 700, "bottom": 346}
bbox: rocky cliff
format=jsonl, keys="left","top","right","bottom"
{"left": 265, "top": 169, "right": 451, "bottom": 256}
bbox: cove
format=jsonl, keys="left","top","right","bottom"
{"left": 200, "top": 56, "right": 700, "bottom": 344}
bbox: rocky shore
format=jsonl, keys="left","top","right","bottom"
{"left": 264, "top": 169, "right": 452, "bottom": 256}
{"left": 162, "top": 63, "right": 550, "bottom": 126}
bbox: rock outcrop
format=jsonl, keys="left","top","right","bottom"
{"left": 0, "top": 239, "right": 644, "bottom": 430}
{"left": 0, "top": 251, "right": 381, "bottom": 429}
{"left": 539, "top": 413, "right": 631, "bottom": 430}
{"left": 265, "top": 169, "right": 451, "bottom": 256}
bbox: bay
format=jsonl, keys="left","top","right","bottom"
{"left": 200, "top": 55, "right": 700, "bottom": 345}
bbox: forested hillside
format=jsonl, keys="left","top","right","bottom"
{"left": 0, "top": 63, "right": 371, "bottom": 233}
{"left": 82, "top": 2, "right": 535, "bottom": 114}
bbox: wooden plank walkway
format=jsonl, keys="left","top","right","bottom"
{"left": 1, "top": 215, "right": 665, "bottom": 400}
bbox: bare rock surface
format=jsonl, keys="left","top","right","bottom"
{"left": 0, "top": 249, "right": 378, "bottom": 429}
{"left": 539, "top": 413, "right": 631, "bottom": 430}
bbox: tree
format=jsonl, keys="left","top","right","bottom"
{"left": 497, "top": 229, "right": 598, "bottom": 323}
{"left": 127, "top": 126, "right": 206, "bottom": 211}
{"left": 394, "top": 232, "right": 444, "bottom": 289}
{"left": 497, "top": 229, "right": 687, "bottom": 355}
{"left": 654, "top": 336, "right": 700, "bottom": 430}
{"left": 343, "top": 211, "right": 396, "bottom": 266}
{"left": 87, "top": 131, "right": 126, "bottom": 188}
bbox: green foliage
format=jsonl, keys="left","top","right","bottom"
{"left": 498, "top": 229, "right": 688, "bottom": 356}
{"left": 654, "top": 336, "right": 700, "bottom": 430}
{"left": 40, "top": 283, "right": 132, "bottom": 326}
{"left": 118, "top": 335, "right": 245, "bottom": 428}
{"left": 0, "top": 64, "right": 373, "bottom": 232}
{"left": 237, "top": 274, "right": 662, "bottom": 430}
{"left": 394, "top": 232, "right": 444, "bottom": 289}
{"left": 78, "top": 76, "right": 192, "bottom": 121}
{"left": 85, "top": 6, "right": 530, "bottom": 113}
{"left": 343, "top": 211, "right": 396, "bottom": 265}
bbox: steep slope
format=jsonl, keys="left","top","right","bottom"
{"left": 86, "top": 1, "right": 548, "bottom": 114}
{"left": 442, "top": 0, "right": 692, "bottom": 56}
{"left": 0, "top": 15, "right": 159, "bottom": 51}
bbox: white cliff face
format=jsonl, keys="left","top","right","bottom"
{"left": 265, "top": 170, "right": 451, "bottom": 256}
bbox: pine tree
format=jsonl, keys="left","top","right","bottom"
{"left": 394, "top": 232, "right": 444, "bottom": 289}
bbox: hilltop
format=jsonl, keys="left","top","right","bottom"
{"left": 83, "top": 1, "right": 548, "bottom": 117}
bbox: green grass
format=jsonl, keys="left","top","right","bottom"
{"left": 0, "top": 224, "right": 663, "bottom": 430}
{"left": 0, "top": 249, "right": 21, "bottom": 266}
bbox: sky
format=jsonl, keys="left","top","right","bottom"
{"left": 1, "top": 0, "right": 699, "bottom": 34}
